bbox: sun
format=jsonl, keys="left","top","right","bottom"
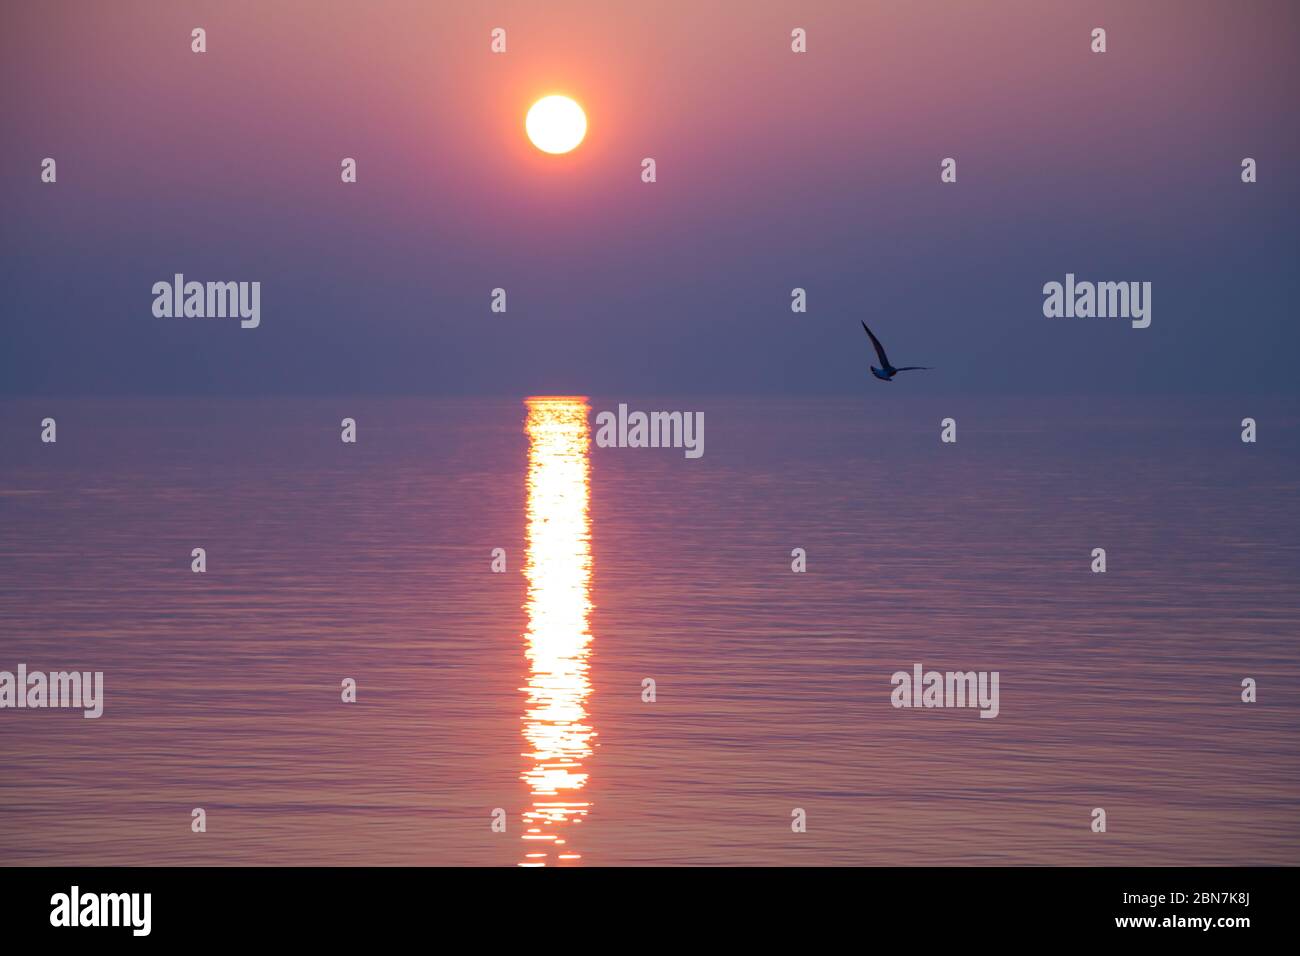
{"left": 526, "top": 95, "right": 587, "bottom": 155}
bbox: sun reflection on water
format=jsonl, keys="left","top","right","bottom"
{"left": 519, "top": 397, "right": 595, "bottom": 866}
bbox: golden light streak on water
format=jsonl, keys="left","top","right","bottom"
{"left": 519, "top": 397, "right": 595, "bottom": 866}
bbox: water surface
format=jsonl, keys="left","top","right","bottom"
{"left": 1, "top": 396, "right": 1297, "bottom": 865}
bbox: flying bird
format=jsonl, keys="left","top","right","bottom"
{"left": 860, "top": 321, "right": 932, "bottom": 382}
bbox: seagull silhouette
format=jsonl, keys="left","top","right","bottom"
{"left": 861, "top": 321, "right": 932, "bottom": 382}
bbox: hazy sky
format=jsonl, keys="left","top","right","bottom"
{"left": 2, "top": 0, "right": 1297, "bottom": 397}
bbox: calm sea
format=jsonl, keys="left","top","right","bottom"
{"left": 1, "top": 396, "right": 1297, "bottom": 865}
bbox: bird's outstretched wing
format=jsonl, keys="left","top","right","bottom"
{"left": 894, "top": 366, "right": 932, "bottom": 372}
{"left": 860, "top": 321, "right": 889, "bottom": 367}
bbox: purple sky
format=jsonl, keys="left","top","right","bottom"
{"left": 2, "top": 0, "right": 1298, "bottom": 396}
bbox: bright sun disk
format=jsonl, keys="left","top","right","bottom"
{"left": 526, "top": 95, "right": 587, "bottom": 155}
